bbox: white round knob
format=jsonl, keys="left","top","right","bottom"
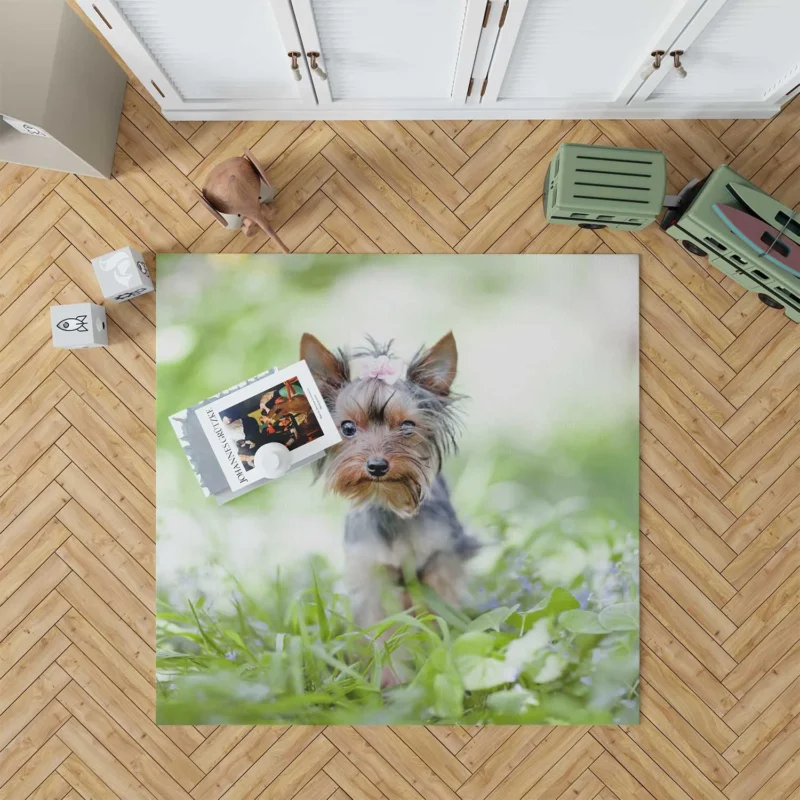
{"left": 254, "top": 442, "right": 292, "bottom": 479}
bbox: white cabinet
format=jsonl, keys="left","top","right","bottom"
{"left": 481, "top": 0, "right": 700, "bottom": 106}
{"left": 79, "top": 0, "right": 316, "bottom": 111}
{"left": 77, "top": 0, "right": 800, "bottom": 120}
{"left": 633, "top": 0, "right": 800, "bottom": 111}
{"left": 290, "top": 0, "right": 486, "bottom": 108}
{"left": 478, "top": 0, "right": 799, "bottom": 115}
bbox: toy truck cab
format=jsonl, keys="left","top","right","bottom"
{"left": 660, "top": 165, "right": 800, "bottom": 322}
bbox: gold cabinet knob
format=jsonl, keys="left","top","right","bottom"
{"left": 670, "top": 50, "right": 687, "bottom": 79}
{"left": 641, "top": 50, "right": 665, "bottom": 81}
{"left": 288, "top": 51, "right": 302, "bottom": 81}
{"left": 307, "top": 52, "right": 328, "bottom": 82}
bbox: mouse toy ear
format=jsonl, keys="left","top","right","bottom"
{"left": 196, "top": 190, "right": 229, "bottom": 227}
{"left": 407, "top": 332, "right": 458, "bottom": 395}
{"left": 243, "top": 148, "right": 272, "bottom": 189}
{"left": 300, "top": 333, "right": 350, "bottom": 398}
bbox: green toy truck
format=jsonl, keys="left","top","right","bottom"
{"left": 544, "top": 143, "right": 800, "bottom": 322}
{"left": 660, "top": 165, "right": 800, "bottom": 322}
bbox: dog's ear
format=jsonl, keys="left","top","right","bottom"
{"left": 300, "top": 333, "right": 349, "bottom": 396}
{"left": 408, "top": 332, "right": 457, "bottom": 395}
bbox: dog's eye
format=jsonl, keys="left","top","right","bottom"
{"left": 340, "top": 420, "right": 358, "bottom": 437}
{"left": 399, "top": 420, "right": 416, "bottom": 434}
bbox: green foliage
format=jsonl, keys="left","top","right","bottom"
{"left": 156, "top": 507, "right": 639, "bottom": 726}
{"left": 155, "top": 254, "right": 640, "bottom": 725}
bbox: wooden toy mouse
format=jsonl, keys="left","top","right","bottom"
{"left": 197, "top": 149, "right": 289, "bottom": 253}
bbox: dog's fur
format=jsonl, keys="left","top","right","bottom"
{"left": 300, "top": 332, "right": 478, "bottom": 629}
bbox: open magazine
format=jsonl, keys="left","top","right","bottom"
{"left": 170, "top": 361, "right": 340, "bottom": 503}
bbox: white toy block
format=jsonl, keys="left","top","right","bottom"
{"left": 91, "top": 246, "right": 154, "bottom": 302}
{"left": 51, "top": 303, "right": 107, "bottom": 349}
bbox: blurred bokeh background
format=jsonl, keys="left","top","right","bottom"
{"left": 156, "top": 253, "right": 640, "bottom": 724}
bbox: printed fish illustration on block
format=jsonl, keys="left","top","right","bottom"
{"left": 91, "top": 246, "right": 154, "bottom": 302}
{"left": 56, "top": 315, "right": 88, "bottom": 332}
{"left": 100, "top": 250, "right": 135, "bottom": 287}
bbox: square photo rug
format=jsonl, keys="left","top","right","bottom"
{"left": 155, "top": 254, "right": 639, "bottom": 726}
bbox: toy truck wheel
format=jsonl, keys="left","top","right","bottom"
{"left": 758, "top": 293, "right": 784, "bottom": 310}
{"left": 682, "top": 240, "right": 707, "bottom": 257}
{"left": 578, "top": 223, "right": 606, "bottom": 230}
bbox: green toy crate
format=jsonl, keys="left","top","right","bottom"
{"left": 660, "top": 164, "right": 800, "bottom": 323}
{"left": 544, "top": 143, "right": 667, "bottom": 231}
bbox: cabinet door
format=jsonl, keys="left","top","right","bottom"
{"left": 481, "top": 0, "right": 704, "bottom": 108}
{"left": 290, "top": 0, "right": 486, "bottom": 108}
{"left": 638, "top": 0, "right": 800, "bottom": 107}
{"left": 77, "top": 0, "right": 316, "bottom": 112}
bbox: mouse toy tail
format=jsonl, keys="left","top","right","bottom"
{"left": 255, "top": 214, "right": 290, "bottom": 253}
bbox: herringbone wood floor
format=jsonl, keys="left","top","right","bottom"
{"left": 2, "top": 58, "right": 800, "bottom": 799}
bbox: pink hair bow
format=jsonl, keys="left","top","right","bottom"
{"left": 358, "top": 355, "right": 405, "bottom": 385}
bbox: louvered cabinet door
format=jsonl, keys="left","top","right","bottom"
{"left": 637, "top": 0, "right": 800, "bottom": 109}
{"left": 76, "top": 0, "right": 316, "bottom": 112}
{"left": 480, "top": 0, "right": 704, "bottom": 110}
{"left": 289, "top": 0, "right": 487, "bottom": 107}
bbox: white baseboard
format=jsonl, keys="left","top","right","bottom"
{"left": 163, "top": 102, "right": 782, "bottom": 122}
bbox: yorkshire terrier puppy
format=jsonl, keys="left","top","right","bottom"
{"left": 300, "top": 332, "right": 478, "bottom": 639}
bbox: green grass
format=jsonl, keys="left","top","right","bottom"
{"left": 155, "top": 254, "right": 640, "bottom": 726}
{"left": 156, "top": 506, "right": 639, "bottom": 726}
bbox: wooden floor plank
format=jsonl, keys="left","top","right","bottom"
{"left": 266, "top": 121, "right": 337, "bottom": 192}
{"left": 638, "top": 678, "right": 736, "bottom": 790}
{"left": 121, "top": 85, "right": 202, "bottom": 176}
{"left": 0, "top": 732, "right": 70, "bottom": 800}
{"left": 0, "top": 163, "right": 36, "bottom": 206}
{"left": 0, "top": 170, "right": 66, "bottom": 244}
{"left": 56, "top": 463, "right": 155, "bottom": 572}
{"left": 0, "top": 698, "right": 71, "bottom": 789}
{"left": 57, "top": 752, "right": 122, "bottom": 800}
{"left": 111, "top": 148, "right": 203, "bottom": 248}
{"left": 189, "top": 726, "right": 289, "bottom": 800}
{"left": 640, "top": 357, "right": 736, "bottom": 463}
{"left": 454, "top": 119, "right": 576, "bottom": 229}
{"left": 641, "top": 538, "right": 735, "bottom": 644}
{"left": 324, "top": 131, "right": 458, "bottom": 251}
{"left": 186, "top": 121, "right": 239, "bottom": 158}
{"left": 55, "top": 427, "right": 153, "bottom": 537}
{"left": 56, "top": 652, "right": 202, "bottom": 794}
{"left": 457, "top": 121, "right": 598, "bottom": 251}
{"left": 363, "top": 121, "right": 469, "bottom": 210}
{"left": 724, "top": 565, "right": 800, "bottom": 664}
{"left": 0, "top": 265, "right": 69, "bottom": 351}
{"left": 0, "top": 665, "right": 70, "bottom": 755}
{"left": 323, "top": 752, "right": 388, "bottom": 800}
{"left": 116, "top": 116, "right": 201, "bottom": 212}
{"left": 56, "top": 716, "right": 158, "bottom": 800}
{"left": 723, "top": 676, "right": 800, "bottom": 772}
{"left": 456, "top": 728, "right": 550, "bottom": 800}
{"left": 454, "top": 121, "right": 506, "bottom": 156}
{"left": 400, "top": 120, "right": 470, "bottom": 175}
{"left": 453, "top": 121, "right": 539, "bottom": 192}
{"left": 2, "top": 72, "right": 800, "bottom": 800}
{"left": 621, "top": 718, "right": 728, "bottom": 800}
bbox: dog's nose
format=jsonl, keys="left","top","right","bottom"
{"left": 366, "top": 457, "right": 389, "bottom": 477}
